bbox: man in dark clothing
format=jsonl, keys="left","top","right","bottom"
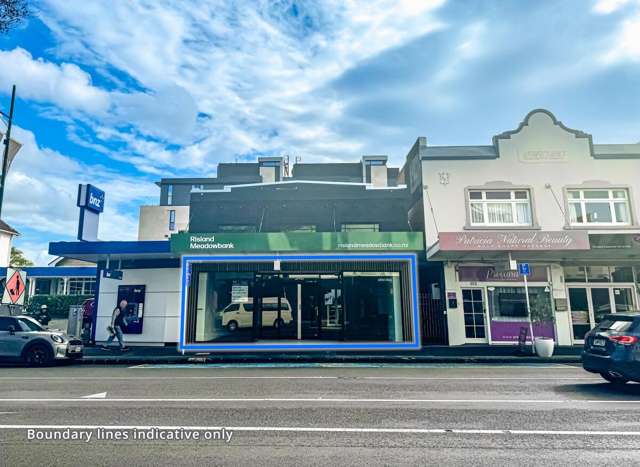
{"left": 101, "top": 299, "right": 129, "bottom": 351}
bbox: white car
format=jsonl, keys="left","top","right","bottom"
{"left": 0, "top": 315, "right": 83, "bottom": 366}
{"left": 220, "top": 298, "right": 293, "bottom": 332}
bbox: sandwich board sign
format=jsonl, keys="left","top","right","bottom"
{"left": 3, "top": 268, "right": 27, "bottom": 305}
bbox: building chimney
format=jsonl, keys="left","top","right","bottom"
{"left": 258, "top": 156, "right": 283, "bottom": 183}
{"left": 361, "top": 155, "right": 388, "bottom": 187}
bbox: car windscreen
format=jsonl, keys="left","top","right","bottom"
{"left": 18, "top": 317, "right": 44, "bottom": 332}
{"left": 597, "top": 318, "right": 636, "bottom": 332}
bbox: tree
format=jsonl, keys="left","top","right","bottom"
{"left": 0, "top": 0, "right": 28, "bottom": 35}
{"left": 10, "top": 246, "right": 33, "bottom": 267}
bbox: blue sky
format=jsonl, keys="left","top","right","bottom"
{"left": 0, "top": 0, "right": 638, "bottom": 264}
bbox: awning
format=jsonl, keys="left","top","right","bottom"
{"left": 427, "top": 231, "right": 640, "bottom": 263}
{"left": 49, "top": 240, "right": 174, "bottom": 263}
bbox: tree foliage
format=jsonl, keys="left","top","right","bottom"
{"left": 10, "top": 246, "right": 33, "bottom": 267}
{"left": 0, "top": 0, "right": 28, "bottom": 35}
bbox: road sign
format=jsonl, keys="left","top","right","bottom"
{"left": 518, "top": 263, "right": 530, "bottom": 276}
{"left": 103, "top": 269, "right": 123, "bottom": 280}
{"left": 2, "top": 268, "right": 26, "bottom": 305}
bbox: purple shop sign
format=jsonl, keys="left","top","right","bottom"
{"left": 439, "top": 231, "right": 590, "bottom": 251}
{"left": 458, "top": 266, "right": 548, "bottom": 282}
{"left": 490, "top": 320, "right": 555, "bottom": 342}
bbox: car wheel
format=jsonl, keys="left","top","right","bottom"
{"left": 23, "top": 344, "right": 53, "bottom": 367}
{"left": 227, "top": 320, "right": 238, "bottom": 332}
{"left": 274, "top": 318, "right": 285, "bottom": 329}
{"left": 600, "top": 372, "right": 629, "bottom": 384}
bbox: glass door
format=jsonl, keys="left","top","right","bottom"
{"left": 318, "top": 275, "right": 342, "bottom": 340}
{"left": 568, "top": 286, "right": 636, "bottom": 343}
{"left": 613, "top": 287, "right": 635, "bottom": 313}
{"left": 568, "top": 287, "right": 590, "bottom": 342}
{"left": 253, "top": 274, "right": 296, "bottom": 340}
{"left": 461, "top": 288, "right": 488, "bottom": 343}
{"left": 590, "top": 287, "right": 613, "bottom": 325}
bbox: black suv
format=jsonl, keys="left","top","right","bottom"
{"left": 582, "top": 312, "right": 640, "bottom": 384}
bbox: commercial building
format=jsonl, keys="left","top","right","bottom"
{"left": 49, "top": 108, "right": 640, "bottom": 350}
{"left": 51, "top": 157, "right": 423, "bottom": 351}
{"left": 405, "top": 109, "right": 640, "bottom": 346}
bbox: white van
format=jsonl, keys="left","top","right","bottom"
{"left": 220, "top": 297, "right": 293, "bottom": 332}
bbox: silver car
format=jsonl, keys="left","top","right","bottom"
{"left": 0, "top": 315, "right": 83, "bottom": 366}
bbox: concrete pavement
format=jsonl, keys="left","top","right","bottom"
{"left": 1, "top": 363, "right": 639, "bottom": 465}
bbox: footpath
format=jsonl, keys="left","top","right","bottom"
{"left": 81, "top": 344, "right": 582, "bottom": 365}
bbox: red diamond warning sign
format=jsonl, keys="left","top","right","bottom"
{"left": 3, "top": 268, "right": 27, "bottom": 305}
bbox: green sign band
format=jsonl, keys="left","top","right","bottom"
{"left": 170, "top": 231, "right": 424, "bottom": 254}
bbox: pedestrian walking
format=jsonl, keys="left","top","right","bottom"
{"left": 102, "top": 299, "right": 129, "bottom": 351}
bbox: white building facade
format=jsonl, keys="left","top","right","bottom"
{"left": 408, "top": 109, "right": 640, "bottom": 346}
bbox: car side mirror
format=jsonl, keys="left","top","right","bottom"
{"left": 7, "top": 325, "right": 16, "bottom": 335}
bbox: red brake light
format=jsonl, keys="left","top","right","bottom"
{"left": 609, "top": 335, "right": 639, "bottom": 345}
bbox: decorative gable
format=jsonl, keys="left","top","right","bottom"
{"left": 493, "top": 109, "right": 593, "bottom": 164}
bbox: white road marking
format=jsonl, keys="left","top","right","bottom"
{"left": 1, "top": 424, "right": 640, "bottom": 437}
{"left": 0, "top": 376, "right": 594, "bottom": 381}
{"left": 130, "top": 363, "right": 577, "bottom": 369}
{"left": 82, "top": 392, "right": 107, "bottom": 399}
{"left": 360, "top": 377, "right": 596, "bottom": 381}
{"left": 0, "top": 397, "right": 638, "bottom": 404}
{"left": 0, "top": 376, "right": 340, "bottom": 380}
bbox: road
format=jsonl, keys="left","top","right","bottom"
{"left": 1, "top": 363, "right": 640, "bottom": 466}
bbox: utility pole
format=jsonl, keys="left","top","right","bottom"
{"left": 0, "top": 85, "right": 16, "bottom": 219}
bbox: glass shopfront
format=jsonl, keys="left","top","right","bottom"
{"left": 183, "top": 257, "right": 415, "bottom": 349}
{"left": 565, "top": 265, "right": 639, "bottom": 342}
{"left": 487, "top": 286, "right": 554, "bottom": 342}
{"left": 457, "top": 265, "right": 555, "bottom": 344}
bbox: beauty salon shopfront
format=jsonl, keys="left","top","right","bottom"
{"left": 427, "top": 231, "right": 640, "bottom": 346}
{"left": 49, "top": 231, "right": 423, "bottom": 351}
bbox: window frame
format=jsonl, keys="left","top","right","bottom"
{"left": 566, "top": 188, "right": 632, "bottom": 227}
{"left": 218, "top": 224, "right": 258, "bottom": 233}
{"left": 168, "top": 209, "right": 176, "bottom": 232}
{"left": 67, "top": 277, "right": 96, "bottom": 296}
{"left": 33, "top": 278, "right": 53, "bottom": 296}
{"left": 166, "top": 184, "right": 173, "bottom": 205}
{"left": 465, "top": 188, "right": 534, "bottom": 228}
{"left": 340, "top": 223, "right": 380, "bottom": 232}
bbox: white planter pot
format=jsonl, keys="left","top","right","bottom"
{"left": 534, "top": 337, "right": 555, "bottom": 358}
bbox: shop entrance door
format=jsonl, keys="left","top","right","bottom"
{"left": 292, "top": 274, "right": 343, "bottom": 341}
{"left": 461, "top": 288, "right": 488, "bottom": 343}
{"left": 568, "top": 286, "right": 636, "bottom": 343}
{"left": 254, "top": 273, "right": 343, "bottom": 341}
{"left": 253, "top": 274, "right": 296, "bottom": 340}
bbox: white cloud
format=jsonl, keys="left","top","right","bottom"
{"left": 599, "top": 13, "right": 640, "bottom": 63}
{"left": 32, "top": 0, "right": 447, "bottom": 171}
{"left": 593, "top": 0, "right": 632, "bottom": 14}
{"left": 0, "top": 48, "right": 110, "bottom": 114}
{"left": 3, "top": 126, "right": 158, "bottom": 264}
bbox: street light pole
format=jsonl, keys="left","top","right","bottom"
{"left": 0, "top": 84, "right": 16, "bottom": 219}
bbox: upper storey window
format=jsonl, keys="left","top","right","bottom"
{"left": 568, "top": 189, "right": 631, "bottom": 226}
{"left": 468, "top": 190, "right": 532, "bottom": 227}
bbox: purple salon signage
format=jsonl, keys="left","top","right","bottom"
{"left": 458, "top": 266, "right": 548, "bottom": 282}
{"left": 439, "top": 231, "right": 590, "bottom": 251}
{"left": 490, "top": 321, "right": 555, "bottom": 342}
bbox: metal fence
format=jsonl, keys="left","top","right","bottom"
{"left": 420, "top": 293, "right": 448, "bottom": 345}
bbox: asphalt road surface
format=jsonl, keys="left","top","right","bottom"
{"left": 1, "top": 362, "right": 640, "bottom": 466}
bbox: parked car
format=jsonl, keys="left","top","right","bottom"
{"left": 582, "top": 312, "right": 640, "bottom": 384}
{"left": 0, "top": 315, "right": 83, "bottom": 366}
{"left": 220, "top": 298, "right": 293, "bottom": 332}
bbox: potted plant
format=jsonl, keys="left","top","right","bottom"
{"left": 530, "top": 289, "right": 555, "bottom": 358}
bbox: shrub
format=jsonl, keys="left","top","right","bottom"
{"left": 26, "top": 295, "right": 92, "bottom": 318}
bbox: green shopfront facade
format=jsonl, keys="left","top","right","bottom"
{"left": 174, "top": 232, "right": 423, "bottom": 351}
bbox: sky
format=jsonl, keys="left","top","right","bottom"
{"left": 0, "top": 0, "right": 638, "bottom": 265}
